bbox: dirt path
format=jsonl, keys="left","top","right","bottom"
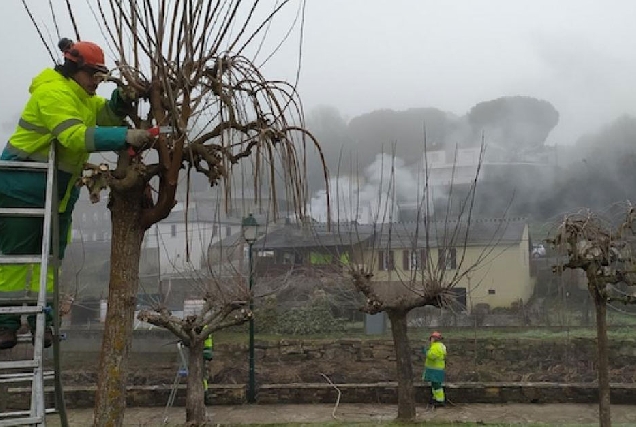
{"left": 44, "top": 403, "right": 636, "bottom": 426}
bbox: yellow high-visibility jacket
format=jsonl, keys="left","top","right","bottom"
{"left": 423, "top": 341, "right": 447, "bottom": 383}
{"left": 0, "top": 68, "right": 130, "bottom": 294}
{"left": 0, "top": 67, "right": 129, "bottom": 213}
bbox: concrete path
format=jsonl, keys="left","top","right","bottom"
{"left": 43, "top": 403, "right": 636, "bottom": 426}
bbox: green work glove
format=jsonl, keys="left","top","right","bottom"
{"left": 108, "top": 86, "right": 149, "bottom": 117}
{"left": 117, "top": 87, "right": 139, "bottom": 104}
{"left": 421, "top": 346, "right": 428, "bottom": 355}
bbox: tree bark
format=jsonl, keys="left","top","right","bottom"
{"left": 94, "top": 188, "right": 145, "bottom": 427}
{"left": 387, "top": 309, "right": 416, "bottom": 421}
{"left": 186, "top": 339, "right": 206, "bottom": 425}
{"left": 594, "top": 295, "right": 611, "bottom": 427}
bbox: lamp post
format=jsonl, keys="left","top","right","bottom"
{"left": 241, "top": 213, "right": 259, "bottom": 403}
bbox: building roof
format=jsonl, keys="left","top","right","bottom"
{"left": 161, "top": 207, "right": 276, "bottom": 225}
{"left": 257, "top": 222, "right": 376, "bottom": 249}
{"left": 256, "top": 218, "right": 527, "bottom": 250}
{"left": 374, "top": 218, "right": 527, "bottom": 248}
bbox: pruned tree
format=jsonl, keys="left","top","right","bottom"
{"left": 548, "top": 206, "right": 636, "bottom": 427}
{"left": 29, "top": 1, "right": 328, "bottom": 426}
{"left": 137, "top": 276, "right": 251, "bottom": 425}
{"left": 312, "top": 141, "right": 512, "bottom": 420}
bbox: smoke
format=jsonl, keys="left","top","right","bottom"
{"left": 309, "top": 153, "right": 428, "bottom": 224}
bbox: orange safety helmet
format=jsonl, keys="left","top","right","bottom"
{"left": 62, "top": 40, "right": 108, "bottom": 74}
{"left": 430, "top": 331, "right": 443, "bottom": 340}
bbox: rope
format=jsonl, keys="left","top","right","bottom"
{"left": 20, "top": 0, "right": 56, "bottom": 63}
{"left": 64, "top": 0, "right": 81, "bottom": 41}
{"left": 48, "top": 0, "right": 61, "bottom": 40}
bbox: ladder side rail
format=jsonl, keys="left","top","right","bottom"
{"left": 50, "top": 145, "right": 67, "bottom": 427}
{"left": 31, "top": 147, "right": 57, "bottom": 424}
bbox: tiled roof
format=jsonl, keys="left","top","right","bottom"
{"left": 257, "top": 218, "right": 527, "bottom": 250}
{"left": 374, "top": 218, "right": 527, "bottom": 248}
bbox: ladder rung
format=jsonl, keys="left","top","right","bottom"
{"left": 0, "top": 160, "right": 48, "bottom": 171}
{"left": 0, "top": 416, "right": 44, "bottom": 426}
{"left": 0, "top": 408, "right": 56, "bottom": 419}
{"left": 0, "top": 298, "right": 52, "bottom": 305}
{"left": 0, "top": 306, "right": 44, "bottom": 315}
{"left": 0, "top": 360, "right": 38, "bottom": 370}
{"left": 0, "top": 371, "right": 54, "bottom": 383}
{"left": 0, "top": 255, "right": 48, "bottom": 265}
{"left": 0, "top": 208, "right": 46, "bottom": 217}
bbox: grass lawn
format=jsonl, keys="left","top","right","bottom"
{"left": 213, "top": 325, "right": 636, "bottom": 344}
{"left": 220, "top": 424, "right": 635, "bottom": 427}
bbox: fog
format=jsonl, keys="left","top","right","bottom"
{"left": 2, "top": 0, "right": 636, "bottom": 221}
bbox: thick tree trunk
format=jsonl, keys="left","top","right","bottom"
{"left": 387, "top": 310, "right": 416, "bottom": 421}
{"left": 94, "top": 188, "right": 145, "bottom": 427}
{"left": 594, "top": 296, "right": 611, "bottom": 427}
{"left": 186, "top": 339, "right": 207, "bottom": 424}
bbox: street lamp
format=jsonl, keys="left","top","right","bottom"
{"left": 241, "top": 213, "right": 259, "bottom": 403}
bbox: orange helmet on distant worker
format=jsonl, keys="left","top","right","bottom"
{"left": 59, "top": 38, "right": 108, "bottom": 73}
{"left": 430, "top": 331, "right": 443, "bottom": 340}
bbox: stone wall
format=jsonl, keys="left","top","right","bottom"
{"left": 5, "top": 332, "right": 636, "bottom": 409}
{"left": 51, "top": 331, "right": 636, "bottom": 385}
{"left": 208, "top": 337, "right": 636, "bottom": 384}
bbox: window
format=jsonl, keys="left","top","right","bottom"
{"left": 488, "top": 289, "right": 496, "bottom": 295}
{"left": 402, "top": 250, "right": 427, "bottom": 271}
{"left": 310, "top": 252, "right": 333, "bottom": 265}
{"left": 378, "top": 250, "right": 395, "bottom": 271}
{"left": 171, "top": 224, "right": 177, "bottom": 237}
{"left": 451, "top": 287, "right": 467, "bottom": 310}
{"left": 437, "top": 248, "right": 457, "bottom": 270}
{"left": 282, "top": 252, "right": 302, "bottom": 265}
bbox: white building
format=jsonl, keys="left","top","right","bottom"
{"left": 144, "top": 202, "right": 244, "bottom": 276}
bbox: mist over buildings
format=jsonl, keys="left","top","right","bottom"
{"left": 304, "top": 95, "right": 617, "bottom": 224}
{"left": 1, "top": 1, "right": 636, "bottom": 225}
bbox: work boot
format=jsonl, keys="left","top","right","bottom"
{"left": 0, "top": 328, "right": 18, "bottom": 350}
{"left": 31, "top": 327, "right": 53, "bottom": 348}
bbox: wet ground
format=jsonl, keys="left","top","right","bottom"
{"left": 44, "top": 403, "right": 636, "bottom": 426}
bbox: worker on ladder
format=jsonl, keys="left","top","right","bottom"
{"left": 0, "top": 38, "right": 154, "bottom": 350}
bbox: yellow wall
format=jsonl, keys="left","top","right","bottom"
{"left": 364, "top": 225, "right": 535, "bottom": 311}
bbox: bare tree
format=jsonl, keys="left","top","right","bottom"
{"left": 318, "top": 142, "right": 511, "bottom": 420}
{"left": 548, "top": 206, "right": 636, "bottom": 427}
{"left": 137, "top": 276, "right": 250, "bottom": 425}
{"left": 39, "top": 1, "right": 329, "bottom": 426}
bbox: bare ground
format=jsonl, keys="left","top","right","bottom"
{"left": 44, "top": 403, "right": 636, "bottom": 426}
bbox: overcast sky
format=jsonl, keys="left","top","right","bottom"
{"left": 2, "top": 0, "right": 636, "bottom": 147}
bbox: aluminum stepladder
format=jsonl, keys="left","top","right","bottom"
{"left": 0, "top": 147, "right": 68, "bottom": 427}
{"left": 163, "top": 342, "right": 189, "bottom": 424}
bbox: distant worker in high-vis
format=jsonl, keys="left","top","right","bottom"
{"left": 203, "top": 331, "right": 213, "bottom": 404}
{"left": 422, "top": 331, "right": 447, "bottom": 407}
{"left": 0, "top": 38, "right": 153, "bottom": 349}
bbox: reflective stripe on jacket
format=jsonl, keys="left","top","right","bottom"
{"left": 0, "top": 68, "right": 127, "bottom": 212}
